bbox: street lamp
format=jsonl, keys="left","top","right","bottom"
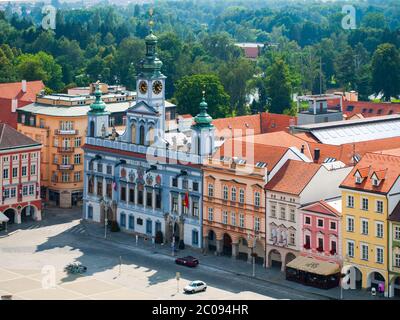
{"left": 248, "top": 231, "right": 260, "bottom": 278}
{"left": 100, "top": 198, "right": 109, "bottom": 239}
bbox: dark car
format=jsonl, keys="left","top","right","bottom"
{"left": 175, "top": 256, "right": 199, "bottom": 268}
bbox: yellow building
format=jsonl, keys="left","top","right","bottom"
{"left": 16, "top": 88, "right": 134, "bottom": 208}
{"left": 340, "top": 152, "right": 400, "bottom": 297}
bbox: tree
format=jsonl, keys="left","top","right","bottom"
{"left": 371, "top": 43, "right": 400, "bottom": 101}
{"left": 266, "top": 59, "right": 292, "bottom": 114}
{"left": 336, "top": 46, "right": 356, "bottom": 90}
{"left": 174, "top": 74, "right": 230, "bottom": 119}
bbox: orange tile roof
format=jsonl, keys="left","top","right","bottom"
{"left": 300, "top": 200, "right": 340, "bottom": 217}
{"left": 213, "top": 114, "right": 262, "bottom": 138}
{"left": 261, "top": 112, "right": 297, "bottom": 133}
{"left": 355, "top": 167, "right": 370, "bottom": 178}
{"left": 373, "top": 169, "right": 387, "bottom": 180}
{"left": 0, "top": 80, "right": 44, "bottom": 102}
{"left": 341, "top": 101, "right": 400, "bottom": 118}
{"left": 340, "top": 152, "right": 400, "bottom": 194}
{"left": 265, "top": 160, "right": 321, "bottom": 195}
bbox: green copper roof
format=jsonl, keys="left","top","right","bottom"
{"left": 193, "top": 96, "right": 213, "bottom": 128}
{"left": 139, "top": 30, "right": 164, "bottom": 78}
{"left": 88, "top": 84, "right": 108, "bottom": 115}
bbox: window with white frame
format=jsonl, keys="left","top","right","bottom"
{"left": 317, "top": 219, "right": 324, "bottom": 228}
{"left": 29, "top": 184, "right": 34, "bottom": 195}
{"left": 347, "top": 216, "right": 354, "bottom": 232}
{"left": 255, "top": 217, "right": 260, "bottom": 231}
{"left": 361, "top": 219, "right": 369, "bottom": 235}
{"left": 12, "top": 167, "right": 17, "bottom": 178}
{"left": 347, "top": 195, "right": 354, "bottom": 208}
{"left": 270, "top": 203, "right": 277, "bottom": 218}
{"left": 330, "top": 221, "right": 337, "bottom": 230}
{"left": 395, "top": 254, "right": 400, "bottom": 267}
{"left": 376, "top": 200, "right": 383, "bottom": 213}
{"left": 305, "top": 216, "right": 311, "bottom": 225}
{"left": 361, "top": 198, "right": 369, "bottom": 211}
{"left": 74, "top": 171, "right": 81, "bottom": 182}
{"left": 239, "top": 189, "right": 245, "bottom": 203}
{"left": 208, "top": 184, "right": 214, "bottom": 197}
{"left": 62, "top": 172, "right": 70, "bottom": 183}
{"left": 74, "top": 154, "right": 81, "bottom": 164}
{"left": 376, "top": 222, "right": 384, "bottom": 238}
{"left": 361, "top": 244, "right": 369, "bottom": 261}
{"left": 254, "top": 192, "right": 260, "bottom": 207}
{"left": 208, "top": 208, "right": 213, "bottom": 221}
{"left": 376, "top": 247, "right": 384, "bottom": 264}
{"left": 289, "top": 207, "right": 295, "bottom": 222}
{"left": 395, "top": 226, "right": 400, "bottom": 240}
{"left": 30, "top": 164, "right": 36, "bottom": 175}
{"left": 10, "top": 187, "right": 16, "bottom": 198}
{"left": 21, "top": 166, "right": 27, "bottom": 177}
{"left": 231, "top": 212, "right": 236, "bottom": 226}
{"left": 22, "top": 185, "right": 28, "bottom": 196}
{"left": 74, "top": 137, "right": 81, "bottom": 147}
{"left": 280, "top": 206, "right": 286, "bottom": 220}
{"left": 239, "top": 214, "right": 244, "bottom": 228}
{"left": 3, "top": 168, "right": 9, "bottom": 179}
{"left": 222, "top": 211, "right": 228, "bottom": 224}
{"left": 231, "top": 187, "right": 237, "bottom": 202}
{"left": 347, "top": 241, "right": 355, "bottom": 258}
{"left": 223, "top": 185, "right": 228, "bottom": 200}
{"left": 289, "top": 231, "right": 295, "bottom": 245}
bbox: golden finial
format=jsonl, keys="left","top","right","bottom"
{"left": 202, "top": 85, "right": 206, "bottom": 98}
{"left": 149, "top": 8, "right": 154, "bottom": 29}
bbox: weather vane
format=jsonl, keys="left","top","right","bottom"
{"left": 202, "top": 85, "right": 206, "bottom": 98}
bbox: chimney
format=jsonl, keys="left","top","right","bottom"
{"left": 22, "top": 80, "right": 27, "bottom": 93}
{"left": 11, "top": 99, "right": 18, "bottom": 113}
{"left": 300, "top": 145, "right": 305, "bottom": 154}
{"left": 314, "top": 148, "right": 320, "bottom": 162}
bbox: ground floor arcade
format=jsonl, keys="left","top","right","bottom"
{"left": 0, "top": 201, "right": 42, "bottom": 227}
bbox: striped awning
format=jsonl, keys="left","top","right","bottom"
{"left": 286, "top": 256, "right": 340, "bottom": 276}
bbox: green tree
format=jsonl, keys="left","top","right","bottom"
{"left": 174, "top": 74, "right": 230, "bottom": 119}
{"left": 371, "top": 43, "right": 400, "bottom": 101}
{"left": 266, "top": 59, "right": 292, "bottom": 114}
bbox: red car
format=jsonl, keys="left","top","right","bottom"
{"left": 175, "top": 256, "right": 199, "bottom": 268}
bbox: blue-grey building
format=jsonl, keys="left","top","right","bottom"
{"left": 82, "top": 29, "right": 216, "bottom": 249}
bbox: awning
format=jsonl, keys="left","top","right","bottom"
{"left": 0, "top": 212, "right": 9, "bottom": 223}
{"left": 286, "top": 256, "right": 340, "bottom": 276}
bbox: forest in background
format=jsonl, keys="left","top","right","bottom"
{"left": 0, "top": 0, "right": 399, "bottom": 118}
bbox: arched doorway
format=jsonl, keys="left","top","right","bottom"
{"left": 222, "top": 233, "right": 232, "bottom": 257}
{"left": 173, "top": 222, "right": 180, "bottom": 243}
{"left": 268, "top": 249, "right": 282, "bottom": 269}
{"left": 89, "top": 120, "right": 95, "bottom": 137}
{"left": 208, "top": 230, "right": 216, "bottom": 252}
{"left": 237, "top": 237, "right": 248, "bottom": 261}
{"left": 139, "top": 125, "right": 145, "bottom": 146}
{"left": 367, "top": 271, "right": 386, "bottom": 292}
{"left": 285, "top": 252, "right": 297, "bottom": 267}
{"left": 391, "top": 276, "right": 400, "bottom": 298}
{"left": 21, "top": 206, "right": 36, "bottom": 223}
{"left": 254, "top": 240, "right": 265, "bottom": 265}
{"left": 4, "top": 208, "right": 16, "bottom": 224}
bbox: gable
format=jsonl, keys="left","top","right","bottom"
{"left": 127, "top": 101, "right": 158, "bottom": 115}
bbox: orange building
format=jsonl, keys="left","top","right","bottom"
{"left": 202, "top": 138, "right": 308, "bottom": 265}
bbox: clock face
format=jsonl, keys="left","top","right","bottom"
{"left": 139, "top": 81, "right": 148, "bottom": 94}
{"left": 152, "top": 80, "right": 163, "bottom": 95}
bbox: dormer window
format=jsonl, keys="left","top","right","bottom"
{"left": 355, "top": 176, "right": 363, "bottom": 184}
{"left": 372, "top": 178, "right": 380, "bottom": 187}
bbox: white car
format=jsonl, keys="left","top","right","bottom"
{"left": 184, "top": 280, "right": 207, "bottom": 294}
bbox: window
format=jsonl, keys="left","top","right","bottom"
{"left": 105, "top": 180, "right": 112, "bottom": 197}
{"left": 223, "top": 185, "right": 228, "bottom": 200}
{"left": 347, "top": 216, "right": 355, "bottom": 232}
{"left": 289, "top": 232, "right": 295, "bottom": 245}
{"left": 395, "top": 254, "right": 400, "bottom": 268}
{"left": 208, "top": 208, "right": 213, "bottom": 221}
{"left": 97, "top": 163, "right": 103, "bottom": 173}
{"left": 376, "top": 200, "right": 383, "bottom": 213}
{"left": 74, "top": 154, "right": 81, "bottom": 164}
{"left": 347, "top": 195, "right": 354, "bottom": 208}
{"left": 29, "top": 185, "right": 34, "bottom": 195}
{"left": 222, "top": 211, "right": 228, "bottom": 224}
{"left": 12, "top": 167, "right": 18, "bottom": 178}
{"left": 192, "top": 230, "right": 199, "bottom": 246}
{"left": 120, "top": 186, "right": 127, "bottom": 201}
{"left": 270, "top": 203, "right": 277, "bottom": 218}
{"left": 62, "top": 172, "right": 70, "bottom": 183}
{"left": 171, "top": 178, "right": 178, "bottom": 188}
{"left": 305, "top": 216, "right": 311, "bottom": 225}
{"left": 21, "top": 166, "right": 27, "bottom": 177}
{"left": 376, "top": 222, "right": 384, "bottom": 238}
{"left": 376, "top": 247, "right": 384, "bottom": 264}
{"left": 62, "top": 155, "right": 70, "bottom": 165}
{"left": 10, "top": 188, "right": 16, "bottom": 198}
{"left": 395, "top": 226, "right": 400, "bottom": 240}
{"left": 120, "top": 213, "right": 126, "bottom": 228}
{"left": 239, "top": 189, "right": 245, "bottom": 203}
{"left": 208, "top": 184, "right": 214, "bottom": 197}
{"left": 280, "top": 206, "right": 286, "bottom": 220}
{"left": 106, "top": 165, "right": 112, "bottom": 175}
{"left": 21, "top": 114, "right": 26, "bottom": 123}
{"left": 356, "top": 176, "right": 363, "bottom": 184}
{"left": 254, "top": 192, "right": 260, "bottom": 207}
{"left": 31, "top": 164, "right": 36, "bottom": 175}
{"left": 193, "top": 182, "right": 199, "bottom": 192}
{"left": 192, "top": 200, "right": 199, "bottom": 217}
{"left": 318, "top": 238, "right": 324, "bottom": 251}
{"left": 361, "top": 219, "right": 369, "bottom": 235}
{"left": 3, "top": 168, "right": 9, "bottom": 179}
{"left": 129, "top": 216, "right": 135, "bottom": 230}
{"left": 97, "top": 178, "right": 103, "bottom": 195}
{"left": 182, "top": 179, "right": 188, "bottom": 190}
{"left": 74, "top": 171, "right": 81, "bottom": 182}
{"left": 361, "top": 244, "right": 369, "bottom": 261}
{"left": 330, "top": 221, "right": 337, "bottom": 230}
{"left": 74, "top": 137, "right": 81, "bottom": 148}
{"left": 88, "top": 178, "right": 94, "bottom": 194}
{"left": 305, "top": 235, "right": 311, "bottom": 247}
{"left": 347, "top": 241, "right": 355, "bottom": 258}
{"left": 361, "top": 198, "right": 369, "bottom": 211}
{"left": 231, "top": 187, "right": 237, "bottom": 201}
{"left": 129, "top": 187, "right": 135, "bottom": 203}
{"left": 239, "top": 214, "right": 244, "bottom": 228}
{"left": 289, "top": 207, "right": 295, "bottom": 222}
{"left": 138, "top": 185, "right": 144, "bottom": 205}
{"left": 255, "top": 217, "right": 260, "bottom": 231}
{"left": 331, "top": 241, "right": 337, "bottom": 254}
{"left": 146, "top": 219, "right": 152, "bottom": 234}
{"left": 231, "top": 212, "right": 236, "bottom": 226}
{"left": 29, "top": 117, "right": 34, "bottom": 126}
{"left": 171, "top": 195, "right": 178, "bottom": 213}
{"left": 317, "top": 219, "right": 324, "bottom": 228}
{"left": 22, "top": 185, "right": 28, "bottom": 196}
{"left": 146, "top": 189, "right": 153, "bottom": 208}
{"left": 109, "top": 117, "right": 115, "bottom": 127}
{"left": 3, "top": 189, "right": 10, "bottom": 199}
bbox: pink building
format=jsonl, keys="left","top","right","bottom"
{"left": 300, "top": 198, "right": 342, "bottom": 265}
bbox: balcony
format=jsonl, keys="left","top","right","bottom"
{"left": 57, "top": 147, "right": 75, "bottom": 153}
{"left": 58, "top": 164, "right": 74, "bottom": 170}
{"left": 55, "top": 129, "right": 78, "bottom": 135}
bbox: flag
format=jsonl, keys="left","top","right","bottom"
{"left": 183, "top": 192, "right": 189, "bottom": 208}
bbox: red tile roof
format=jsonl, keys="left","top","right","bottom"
{"left": 340, "top": 152, "right": 400, "bottom": 194}
{"left": 265, "top": 160, "right": 321, "bottom": 195}
{"left": 342, "top": 101, "right": 400, "bottom": 119}
{"left": 243, "top": 47, "right": 260, "bottom": 59}
{"left": 0, "top": 123, "right": 41, "bottom": 150}
{"left": 261, "top": 112, "right": 297, "bottom": 133}
{"left": 355, "top": 167, "right": 370, "bottom": 178}
{"left": 0, "top": 81, "right": 45, "bottom": 128}
{"left": 300, "top": 200, "right": 340, "bottom": 217}
{"left": 213, "top": 114, "right": 262, "bottom": 138}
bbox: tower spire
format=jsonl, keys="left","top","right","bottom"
{"left": 89, "top": 82, "right": 107, "bottom": 114}
{"left": 193, "top": 87, "right": 213, "bottom": 128}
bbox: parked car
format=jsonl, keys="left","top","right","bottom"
{"left": 175, "top": 256, "right": 199, "bottom": 268}
{"left": 184, "top": 281, "right": 207, "bottom": 294}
